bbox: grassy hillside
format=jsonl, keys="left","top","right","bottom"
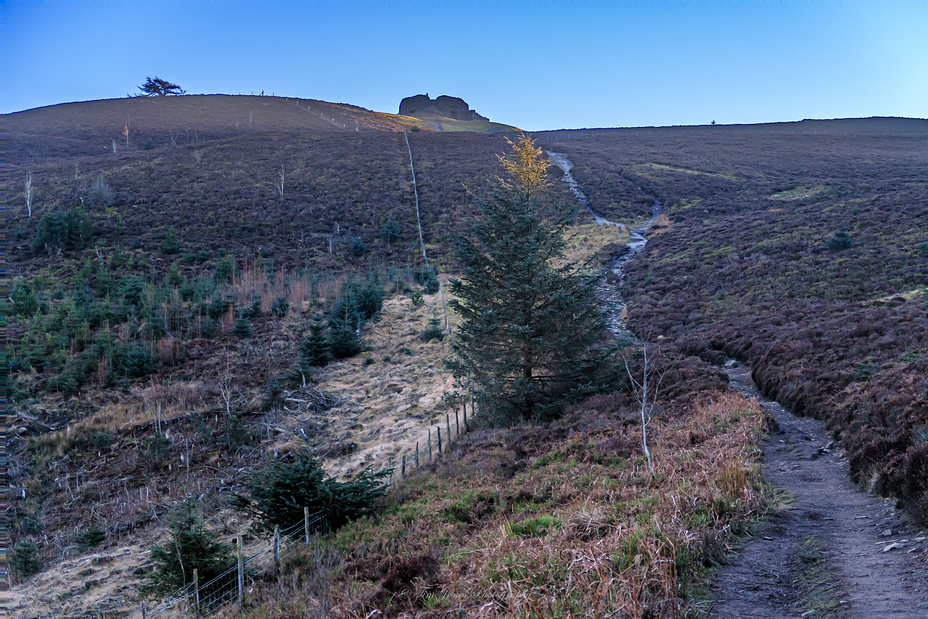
{"left": 7, "top": 95, "right": 590, "bottom": 616}
{"left": 9, "top": 101, "right": 534, "bottom": 270}
{"left": 10, "top": 97, "right": 926, "bottom": 617}
{"left": 7, "top": 96, "right": 569, "bottom": 440}
{"left": 233, "top": 391, "right": 768, "bottom": 618}
{"left": 538, "top": 125, "right": 928, "bottom": 521}
{"left": 7, "top": 94, "right": 415, "bottom": 162}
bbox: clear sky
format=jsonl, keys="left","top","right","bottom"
{"left": 5, "top": 1, "right": 927, "bottom": 130}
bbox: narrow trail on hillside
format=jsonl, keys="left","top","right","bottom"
{"left": 710, "top": 363, "right": 928, "bottom": 619}
{"left": 550, "top": 153, "right": 928, "bottom": 618}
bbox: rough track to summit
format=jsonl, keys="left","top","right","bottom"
{"left": 711, "top": 364, "right": 928, "bottom": 619}
{"left": 551, "top": 154, "right": 928, "bottom": 617}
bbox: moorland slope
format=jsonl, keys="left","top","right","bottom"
{"left": 9, "top": 98, "right": 928, "bottom": 618}
{"left": 537, "top": 122, "right": 928, "bottom": 521}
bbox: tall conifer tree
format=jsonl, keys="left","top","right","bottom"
{"left": 448, "top": 134, "right": 614, "bottom": 421}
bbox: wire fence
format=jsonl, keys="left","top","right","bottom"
{"left": 123, "top": 513, "right": 325, "bottom": 619}
{"left": 112, "top": 396, "right": 476, "bottom": 619}
{"left": 384, "top": 398, "right": 473, "bottom": 483}
{"left": 29, "top": 132, "right": 473, "bottom": 619}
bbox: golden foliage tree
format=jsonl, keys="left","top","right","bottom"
{"left": 449, "top": 134, "right": 615, "bottom": 422}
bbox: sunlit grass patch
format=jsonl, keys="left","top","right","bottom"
{"left": 307, "top": 291, "right": 458, "bottom": 477}
{"left": 671, "top": 197, "right": 703, "bottom": 212}
{"left": 637, "top": 162, "right": 738, "bottom": 180}
{"left": 560, "top": 222, "right": 630, "bottom": 267}
{"left": 769, "top": 184, "right": 830, "bottom": 201}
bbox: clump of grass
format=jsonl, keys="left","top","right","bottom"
{"left": 797, "top": 535, "right": 841, "bottom": 615}
{"left": 506, "top": 514, "right": 561, "bottom": 538}
{"left": 420, "top": 317, "right": 444, "bottom": 342}
{"left": 237, "top": 392, "right": 768, "bottom": 618}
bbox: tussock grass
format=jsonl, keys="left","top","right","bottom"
{"left": 300, "top": 292, "right": 457, "bottom": 478}
{"left": 561, "top": 222, "right": 630, "bottom": 267}
{"left": 236, "top": 392, "right": 769, "bottom": 618}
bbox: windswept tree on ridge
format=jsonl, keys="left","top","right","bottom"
{"left": 138, "top": 76, "right": 185, "bottom": 97}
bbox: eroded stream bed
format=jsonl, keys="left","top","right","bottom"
{"left": 550, "top": 152, "right": 928, "bottom": 617}
{"left": 547, "top": 151, "right": 661, "bottom": 341}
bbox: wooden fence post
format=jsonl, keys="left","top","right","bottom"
{"left": 402, "top": 454, "right": 406, "bottom": 478}
{"left": 415, "top": 441, "right": 420, "bottom": 467}
{"left": 463, "top": 401, "right": 468, "bottom": 431}
{"left": 193, "top": 568, "right": 200, "bottom": 615}
{"left": 455, "top": 409, "right": 460, "bottom": 436}
{"left": 428, "top": 429, "right": 432, "bottom": 461}
{"left": 274, "top": 525, "right": 280, "bottom": 581}
{"left": 237, "top": 536, "right": 244, "bottom": 609}
{"left": 141, "top": 602, "right": 147, "bottom": 619}
{"left": 446, "top": 414, "right": 451, "bottom": 442}
{"left": 304, "top": 507, "right": 311, "bottom": 546}
{"left": 437, "top": 426, "right": 442, "bottom": 454}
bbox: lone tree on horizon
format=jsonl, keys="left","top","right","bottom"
{"left": 138, "top": 76, "right": 185, "bottom": 96}
{"left": 448, "top": 133, "right": 615, "bottom": 422}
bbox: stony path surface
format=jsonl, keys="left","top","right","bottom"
{"left": 548, "top": 151, "right": 661, "bottom": 342}
{"left": 550, "top": 152, "right": 928, "bottom": 617}
{"left": 711, "top": 363, "right": 928, "bottom": 619}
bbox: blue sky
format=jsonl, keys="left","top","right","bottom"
{"left": 5, "top": 1, "right": 927, "bottom": 130}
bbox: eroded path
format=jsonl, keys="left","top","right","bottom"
{"left": 547, "top": 151, "right": 661, "bottom": 341}
{"left": 712, "top": 363, "right": 928, "bottom": 618}
{"left": 550, "top": 152, "right": 928, "bottom": 617}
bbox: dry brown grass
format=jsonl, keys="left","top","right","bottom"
{"left": 440, "top": 393, "right": 765, "bottom": 618}
{"left": 560, "top": 222, "right": 630, "bottom": 267}
{"left": 156, "top": 335, "right": 182, "bottom": 366}
{"left": 234, "top": 263, "right": 289, "bottom": 312}
{"left": 13, "top": 293, "right": 762, "bottom": 619}
{"left": 18, "top": 255, "right": 753, "bottom": 619}
{"left": 287, "top": 278, "right": 312, "bottom": 316}
{"left": 276, "top": 291, "right": 458, "bottom": 479}
{"left": 238, "top": 392, "right": 768, "bottom": 618}
{"left": 42, "top": 379, "right": 216, "bottom": 439}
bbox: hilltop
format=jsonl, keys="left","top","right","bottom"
{"left": 8, "top": 94, "right": 410, "bottom": 162}
{"left": 396, "top": 93, "right": 519, "bottom": 133}
{"left": 7, "top": 95, "right": 533, "bottom": 270}
{"left": 7, "top": 92, "right": 520, "bottom": 165}
{"left": 8, "top": 94, "right": 928, "bottom": 618}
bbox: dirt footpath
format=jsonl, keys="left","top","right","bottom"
{"left": 710, "top": 363, "right": 928, "bottom": 619}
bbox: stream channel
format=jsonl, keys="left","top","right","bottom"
{"left": 549, "top": 152, "right": 928, "bottom": 618}
{"left": 547, "top": 151, "right": 660, "bottom": 341}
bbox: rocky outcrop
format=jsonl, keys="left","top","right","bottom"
{"left": 398, "top": 94, "right": 488, "bottom": 121}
